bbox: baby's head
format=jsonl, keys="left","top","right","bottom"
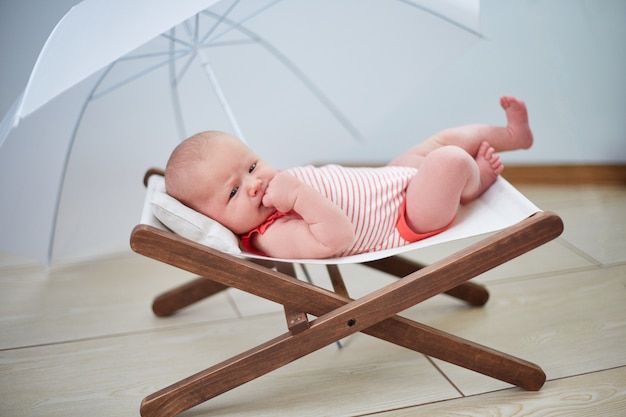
{"left": 165, "top": 131, "right": 277, "bottom": 234}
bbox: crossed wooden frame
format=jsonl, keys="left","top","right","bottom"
{"left": 130, "top": 170, "right": 564, "bottom": 417}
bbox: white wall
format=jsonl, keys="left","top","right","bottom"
{"left": 1, "top": 0, "right": 624, "bottom": 264}
{"left": 384, "top": 0, "right": 626, "bottom": 164}
{"left": 0, "top": 0, "right": 79, "bottom": 115}
{"left": 2, "top": 0, "right": 625, "bottom": 165}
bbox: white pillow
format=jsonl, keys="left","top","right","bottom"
{"left": 150, "top": 190, "right": 241, "bottom": 254}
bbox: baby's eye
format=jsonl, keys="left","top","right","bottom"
{"left": 229, "top": 187, "right": 238, "bottom": 200}
{"left": 249, "top": 163, "right": 256, "bottom": 173}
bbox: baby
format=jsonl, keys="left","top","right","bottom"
{"left": 165, "top": 96, "right": 533, "bottom": 259}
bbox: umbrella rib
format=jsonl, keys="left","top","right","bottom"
{"left": 182, "top": 19, "right": 197, "bottom": 41}
{"left": 199, "top": 0, "right": 283, "bottom": 46}
{"left": 162, "top": 26, "right": 196, "bottom": 84}
{"left": 173, "top": 50, "right": 198, "bottom": 85}
{"left": 91, "top": 52, "right": 192, "bottom": 100}
{"left": 47, "top": 62, "right": 117, "bottom": 263}
{"left": 201, "top": 0, "right": 242, "bottom": 44}
{"left": 169, "top": 29, "right": 187, "bottom": 140}
{"left": 116, "top": 49, "right": 189, "bottom": 62}
{"left": 204, "top": 39, "right": 256, "bottom": 48}
{"left": 160, "top": 33, "right": 194, "bottom": 49}
{"left": 396, "top": 0, "right": 482, "bottom": 37}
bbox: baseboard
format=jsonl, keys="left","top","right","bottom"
{"left": 502, "top": 164, "right": 626, "bottom": 186}
{"left": 332, "top": 162, "right": 626, "bottom": 186}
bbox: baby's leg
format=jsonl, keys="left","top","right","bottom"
{"left": 389, "top": 96, "right": 532, "bottom": 167}
{"left": 403, "top": 144, "right": 503, "bottom": 233}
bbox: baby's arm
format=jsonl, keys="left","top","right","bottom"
{"left": 254, "top": 171, "right": 355, "bottom": 258}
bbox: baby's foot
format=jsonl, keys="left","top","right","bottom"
{"left": 500, "top": 96, "right": 534, "bottom": 150}
{"left": 462, "top": 141, "right": 503, "bottom": 203}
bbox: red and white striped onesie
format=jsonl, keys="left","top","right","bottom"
{"left": 241, "top": 164, "right": 452, "bottom": 257}
{"left": 286, "top": 164, "right": 414, "bottom": 256}
{"left": 287, "top": 164, "right": 448, "bottom": 256}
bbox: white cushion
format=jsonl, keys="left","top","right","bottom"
{"left": 150, "top": 185, "right": 241, "bottom": 255}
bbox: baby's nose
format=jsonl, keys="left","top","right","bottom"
{"left": 247, "top": 177, "right": 262, "bottom": 196}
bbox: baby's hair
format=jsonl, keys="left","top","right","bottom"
{"left": 164, "top": 131, "right": 223, "bottom": 207}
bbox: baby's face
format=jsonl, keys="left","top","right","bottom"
{"left": 195, "top": 136, "right": 277, "bottom": 234}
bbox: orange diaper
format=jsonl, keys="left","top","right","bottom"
{"left": 396, "top": 200, "right": 454, "bottom": 243}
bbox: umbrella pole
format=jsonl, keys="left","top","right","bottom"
{"left": 197, "top": 49, "right": 247, "bottom": 144}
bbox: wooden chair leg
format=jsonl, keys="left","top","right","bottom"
{"left": 362, "top": 316, "right": 545, "bottom": 390}
{"left": 363, "top": 256, "right": 490, "bottom": 306}
{"left": 274, "top": 262, "right": 312, "bottom": 334}
{"left": 326, "top": 264, "right": 350, "bottom": 298}
{"left": 151, "top": 258, "right": 279, "bottom": 317}
{"left": 152, "top": 278, "right": 228, "bottom": 317}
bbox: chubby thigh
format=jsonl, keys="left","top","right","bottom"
{"left": 403, "top": 146, "right": 477, "bottom": 233}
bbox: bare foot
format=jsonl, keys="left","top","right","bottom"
{"left": 462, "top": 141, "right": 503, "bottom": 203}
{"left": 500, "top": 96, "right": 534, "bottom": 149}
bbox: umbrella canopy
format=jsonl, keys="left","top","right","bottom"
{"left": 0, "top": 0, "right": 481, "bottom": 265}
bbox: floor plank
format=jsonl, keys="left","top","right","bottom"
{"left": 0, "top": 314, "right": 459, "bottom": 417}
{"left": 0, "top": 255, "right": 238, "bottom": 349}
{"left": 375, "top": 366, "right": 626, "bottom": 417}
{"left": 407, "top": 265, "right": 626, "bottom": 395}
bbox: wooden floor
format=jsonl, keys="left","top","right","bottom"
{"left": 1, "top": 184, "right": 625, "bottom": 416}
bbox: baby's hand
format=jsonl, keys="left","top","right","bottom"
{"left": 262, "top": 172, "right": 301, "bottom": 213}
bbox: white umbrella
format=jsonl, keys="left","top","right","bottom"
{"left": 0, "top": 0, "right": 481, "bottom": 264}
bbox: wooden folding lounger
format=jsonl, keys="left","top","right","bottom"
{"left": 130, "top": 169, "right": 564, "bottom": 417}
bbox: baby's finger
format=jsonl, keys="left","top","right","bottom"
{"left": 262, "top": 193, "right": 274, "bottom": 208}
